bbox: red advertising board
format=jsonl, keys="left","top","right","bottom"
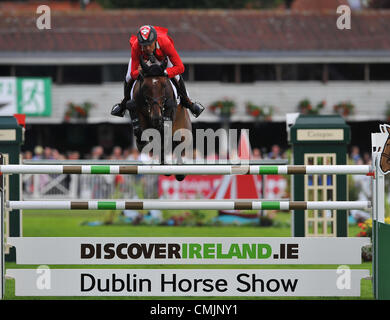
{"left": 158, "top": 175, "right": 287, "bottom": 200}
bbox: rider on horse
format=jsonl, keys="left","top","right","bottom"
{"left": 111, "top": 25, "right": 205, "bottom": 136}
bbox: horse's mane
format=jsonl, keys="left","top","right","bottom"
{"left": 140, "top": 56, "right": 167, "bottom": 78}
{"left": 140, "top": 64, "right": 163, "bottom": 78}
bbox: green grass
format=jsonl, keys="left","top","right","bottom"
{"left": 4, "top": 210, "right": 373, "bottom": 300}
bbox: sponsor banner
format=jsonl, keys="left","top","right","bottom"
{"left": 158, "top": 175, "right": 287, "bottom": 199}
{"left": 8, "top": 237, "right": 370, "bottom": 265}
{"left": 159, "top": 175, "right": 221, "bottom": 199}
{"left": 264, "top": 175, "right": 288, "bottom": 199}
{"left": 6, "top": 268, "right": 369, "bottom": 297}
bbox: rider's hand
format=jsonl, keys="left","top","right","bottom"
{"left": 138, "top": 66, "right": 144, "bottom": 79}
{"left": 138, "top": 65, "right": 145, "bottom": 78}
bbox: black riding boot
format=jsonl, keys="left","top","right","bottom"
{"left": 174, "top": 76, "right": 204, "bottom": 118}
{"left": 111, "top": 79, "right": 134, "bottom": 117}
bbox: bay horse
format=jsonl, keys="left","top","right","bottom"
{"left": 130, "top": 57, "right": 192, "bottom": 181}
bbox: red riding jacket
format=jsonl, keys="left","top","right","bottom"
{"left": 129, "top": 26, "right": 185, "bottom": 80}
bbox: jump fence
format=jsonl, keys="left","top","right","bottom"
{"left": 0, "top": 129, "right": 389, "bottom": 299}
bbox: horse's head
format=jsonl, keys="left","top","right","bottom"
{"left": 379, "top": 124, "right": 390, "bottom": 174}
{"left": 138, "top": 58, "right": 174, "bottom": 129}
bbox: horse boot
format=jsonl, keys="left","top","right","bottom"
{"left": 126, "top": 99, "right": 142, "bottom": 139}
{"left": 175, "top": 76, "right": 205, "bottom": 118}
{"left": 111, "top": 79, "right": 134, "bottom": 117}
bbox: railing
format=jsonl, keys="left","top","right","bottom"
{"left": 20, "top": 159, "right": 289, "bottom": 201}
{"left": 20, "top": 172, "right": 281, "bottom": 201}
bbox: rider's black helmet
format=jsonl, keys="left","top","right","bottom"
{"left": 137, "top": 25, "right": 157, "bottom": 46}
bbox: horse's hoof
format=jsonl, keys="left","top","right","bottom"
{"left": 175, "top": 175, "right": 185, "bottom": 181}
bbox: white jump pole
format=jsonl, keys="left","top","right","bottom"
{"left": 6, "top": 200, "right": 372, "bottom": 211}
{"left": 0, "top": 164, "right": 372, "bottom": 175}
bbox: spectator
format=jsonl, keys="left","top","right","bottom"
{"left": 110, "top": 146, "right": 123, "bottom": 160}
{"left": 268, "top": 144, "right": 282, "bottom": 159}
{"left": 122, "top": 148, "right": 131, "bottom": 160}
{"left": 363, "top": 152, "right": 371, "bottom": 165}
{"left": 23, "top": 150, "right": 33, "bottom": 160}
{"left": 90, "top": 146, "right": 104, "bottom": 160}
{"left": 51, "top": 149, "right": 66, "bottom": 160}
{"left": 252, "top": 148, "right": 262, "bottom": 160}
{"left": 67, "top": 151, "right": 80, "bottom": 160}
{"left": 350, "top": 146, "right": 362, "bottom": 164}
{"left": 43, "top": 147, "right": 53, "bottom": 159}
{"left": 32, "top": 146, "right": 43, "bottom": 160}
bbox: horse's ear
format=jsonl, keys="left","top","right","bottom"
{"left": 380, "top": 124, "right": 390, "bottom": 134}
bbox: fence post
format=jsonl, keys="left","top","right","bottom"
{"left": 371, "top": 131, "right": 390, "bottom": 300}
{"left": 0, "top": 154, "right": 5, "bottom": 299}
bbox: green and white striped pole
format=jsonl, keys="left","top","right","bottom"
{"left": 0, "top": 164, "right": 373, "bottom": 175}
{"left": 6, "top": 200, "right": 372, "bottom": 211}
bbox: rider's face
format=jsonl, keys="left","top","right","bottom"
{"left": 142, "top": 41, "right": 156, "bottom": 55}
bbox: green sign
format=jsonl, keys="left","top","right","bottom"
{"left": 0, "top": 77, "right": 17, "bottom": 115}
{"left": 17, "top": 78, "right": 52, "bottom": 117}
